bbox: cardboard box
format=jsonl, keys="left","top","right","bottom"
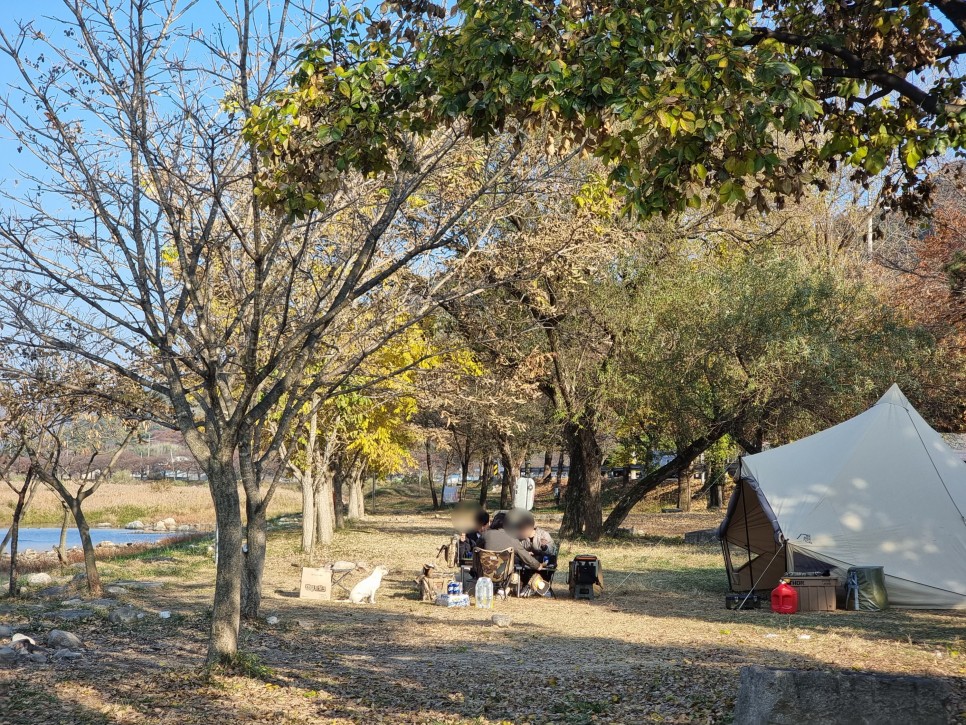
{"left": 299, "top": 566, "right": 332, "bottom": 600}
{"left": 788, "top": 576, "right": 837, "bottom": 612}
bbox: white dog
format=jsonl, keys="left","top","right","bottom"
{"left": 348, "top": 565, "right": 389, "bottom": 603}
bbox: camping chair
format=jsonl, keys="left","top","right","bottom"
{"left": 472, "top": 547, "right": 516, "bottom": 600}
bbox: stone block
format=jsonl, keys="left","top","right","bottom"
{"left": 733, "top": 665, "right": 951, "bottom": 725}
{"left": 684, "top": 528, "right": 719, "bottom": 545}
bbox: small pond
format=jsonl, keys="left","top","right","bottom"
{"left": 2, "top": 527, "right": 177, "bottom": 554}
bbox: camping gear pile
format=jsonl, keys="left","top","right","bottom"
{"left": 568, "top": 555, "right": 604, "bottom": 600}
{"left": 416, "top": 563, "right": 449, "bottom": 602}
{"left": 719, "top": 385, "right": 966, "bottom": 611}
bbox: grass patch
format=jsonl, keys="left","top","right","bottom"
{"left": 1, "top": 482, "right": 303, "bottom": 527}
{"left": 210, "top": 652, "right": 276, "bottom": 681}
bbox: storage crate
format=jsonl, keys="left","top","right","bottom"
{"left": 787, "top": 575, "right": 837, "bottom": 611}
{"left": 725, "top": 593, "right": 763, "bottom": 610}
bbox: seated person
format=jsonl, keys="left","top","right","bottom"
{"left": 516, "top": 513, "right": 556, "bottom": 597}
{"left": 519, "top": 512, "right": 555, "bottom": 556}
{"left": 458, "top": 509, "right": 489, "bottom": 560}
{"left": 489, "top": 510, "right": 507, "bottom": 530}
{"left": 476, "top": 520, "right": 543, "bottom": 573}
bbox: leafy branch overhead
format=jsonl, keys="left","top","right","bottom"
{"left": 246, "top": 0, "right": 966, "bottom": 218}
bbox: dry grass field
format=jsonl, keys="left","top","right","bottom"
{"left": 0, "top": 480, "right": 303, "bottom": 527}
{"left": 0, "top": 508, "right": 963, "bottom": 724}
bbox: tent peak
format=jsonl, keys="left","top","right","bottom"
{"left": 875, "top": 383, "right": 912, "bottom": 410}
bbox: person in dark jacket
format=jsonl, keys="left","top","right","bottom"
{"left": 477, "top": 526, "right": 543, "bottom": 571}
{"left": 459, "top": 509, "right": 489, "bottom": 560}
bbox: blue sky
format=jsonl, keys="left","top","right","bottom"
{"left": 0, "top": 0, "right": 251, "bottom": 188}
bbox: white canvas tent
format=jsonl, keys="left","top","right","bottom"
{"left": 719, "top": 385, "right": 966, "bottom": 609}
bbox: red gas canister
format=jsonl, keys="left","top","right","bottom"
{"left": 771, "top": 581, "right": 799, "bottom": 614}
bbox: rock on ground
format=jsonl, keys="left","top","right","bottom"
{"left": 36, "top": 586, "right": 68, "bottom": 598}
{"left": 0, "top": 646, "right": 16, "bottom": 661}
{"left": 87, "top": 599, "right": 119, "bottom": 609}
{"left": 50, "top": 609, "right": 95, "bottom": 622}
{"left": 25, "top": 573, "right": 52, "bottom": 587}
{"left": 0, "top": 625, "right": 13, "bottom": 639}
{"left": 733, "top": 665, "right": 953, "bottom": 725}
{"left": 125, "top": 520, "right": 145, "bottom": 530}
{"left": 108, "top": 606, "right": 143, "bottom": 624}
{"left": 684, "top": 528, "right": 720, "bottom": 545}
{"left": 115, "top": 581, "right": 163, "bottom": 590}
{"left": 52, "top": 648, "right": 83, "bottom": 660}
{"left": 47, "top": 630, "right": 83, "bottom": 650}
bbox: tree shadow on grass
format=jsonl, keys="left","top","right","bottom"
{"left": 597, "top": 565, "right": 966, "bottom": 649}
{"left": 1, "top": 582, "right": 964, "bottom": 724}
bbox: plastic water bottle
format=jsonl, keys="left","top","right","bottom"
{"left": 475, "top": 577, "right": 493, "bottom": 609}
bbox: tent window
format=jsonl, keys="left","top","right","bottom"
{"left": 790, "top": 549, "right": 833, "bottom": 575}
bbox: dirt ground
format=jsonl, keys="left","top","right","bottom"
{"left": 0, "top": 510, "right": 964, "bottom": 724}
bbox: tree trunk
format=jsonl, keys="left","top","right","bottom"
{"left": 241, "top": 502, "right": 267, "bottom": 621}
{"left": 554, "top": 449, "right": 565, "bottom": 508}
{"left": 55, "top": 505, "right": 70, "bottom": 565}
{"left": 540, "top": 450, "right": 553, "bottom": 485}
{"left": 300, "top": 476, "right": 315, "bottom": 552}
{"left": 206, "top": 458, "right": 244, "bottom": 664}
{"left": 237, "top": 436, "right": 279, "bottom": 623}
{"left": 709, "top": 479, "right": 723, "bottom": 508}
{"left": 2, "top": 478, "right": 37, "bottom": 558}
{"left": 425, "top": 441, "right": 439, "bottom": 510}
{"left": 298, "top": 404, "right": 320, "bottom": 553}
{"left": 559, "top": 415, "right": 603, "bottom": 540}
{"left": 7, "top": 472, "right": 33, "bottom": 597}
{"left": 0, "top": 526, "right": 11, "bottom": 559}
{"left": 333, "top": 469, "right": 345, "bottom": 530}
{"left": 497, "top": 436, "right": 521, "bottom": 510}
{"left": 478, "top": 456, "right": 491, "bottom": 508}
{"left": 602, "top": 433, "right": 724, "bottom": 536}
{"left": 314, "top": 429, "right": 337, "bottom": 544}
{"left": 677, "top": 465, "right": 692, "bottom": 512}
{"left": 69, "top": 502, "right": 102, "bottom": 597}
{"left": 314, "top": 472, "right": 335, "bottom": 545}
{"left": 347, "top": 466, "right": 365, "bottom": 521}
{"left": 441, "top": 455, "right": 451, "bottom": 501}
{"left": 459, "top": 455, "right": 471, "bottom": 499}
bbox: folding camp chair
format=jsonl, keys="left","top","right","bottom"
{"left": 472, "top": 547, "right": 516, "bottom": 600}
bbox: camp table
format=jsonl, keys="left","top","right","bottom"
{"left": 330, "top": 562, "right": 357, "bottom": 597}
